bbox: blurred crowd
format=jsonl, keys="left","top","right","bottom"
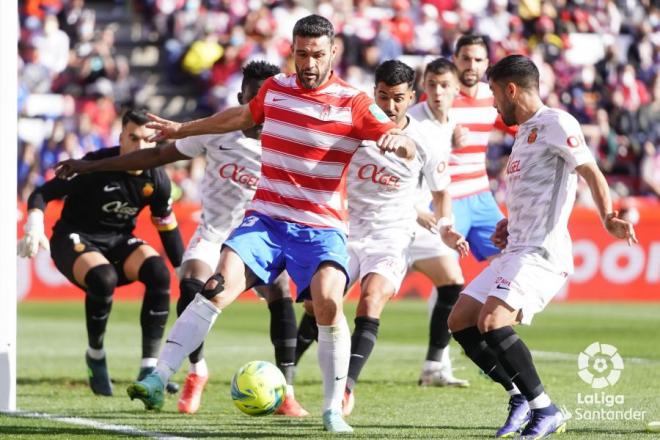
{"left": 18, "top": 0, "right": 660, "bottom": 206}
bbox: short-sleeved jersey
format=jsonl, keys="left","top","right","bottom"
{"left": 347, "top": 116, "right": 450, "bottom": 238}
{"left": 39, "top": 147, "right": 174, "bottom": 234}
{"left": 247, "top": 72, "right": 396, "bottom": 232}
{"left": 408, "top": 101, "right": 454, "bottom": 209}
{"left": 175, "top": 132, "right": 261, "bottom": 235}
{"left": 448, "top": 82, "right": 517, "bottom": 198}
{"left": 504, "top": 106, "right": 595, "bottom": 272}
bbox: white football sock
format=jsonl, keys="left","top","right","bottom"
{"left": 189, "top": 359, "right": 208, "bottom": 377}
{"left": 423, "top": 360, "right": 443, "bottom": 372}
{"left": 528, "top": 392, "right": 552, "bottom": 409}
{"left": 441, "top": 345, "right": 451, "bottom": 366}
{"left": 317, "top": 316, "right": 351, "bottom": 413}
{"left": 141, "top": 357, "right": 158, "bottom": 368}
{"left": 155, "top": 294, "right": 220, "bottom": 384}
{"left": 87, "top": 347, "right": 105, "bottom": 360}
{"left": 285, "top": 384, "right": 294, "bottom": 397}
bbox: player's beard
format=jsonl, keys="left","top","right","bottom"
{"left": 297, "top": 62, "right": 332, "bottom": 89}
{"left": 500, "top": 99, "right": 517, "bottom": 126}
{"left": 459, "top": 69, "right": 480, "bottom": 88}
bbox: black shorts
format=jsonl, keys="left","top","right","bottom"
{"left": 50, "top": 225, "right": 148, "bottom": 288}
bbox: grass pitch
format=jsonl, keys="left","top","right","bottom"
{"left": 2, "top": 300, "right": 659, "bottom": 439}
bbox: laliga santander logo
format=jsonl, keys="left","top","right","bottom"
{"left": 577, "top": 342, "right": 624, "bottom": 389}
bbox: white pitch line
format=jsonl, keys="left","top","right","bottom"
{"left": 2, "top": 410, "right": 191, "bottom": 440}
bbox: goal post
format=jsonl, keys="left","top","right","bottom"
{"left": 0, "top": 0, "right": 18, "bottom": 412}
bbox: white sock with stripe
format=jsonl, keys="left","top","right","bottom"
{"left": 317, "top": 316, "right": 351, "bottom": 413}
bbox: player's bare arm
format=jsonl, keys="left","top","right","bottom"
{"left": 147, "top": 105, "right": 256, "bottom": 142}
{"left": 55, "top": 144, "right": 190, "bottom": 179}
{"left": 576, "top": 161, "right": 638, "bottom": 245}
{"left": 432, "top": 190, "right": 469, "bottom": 257}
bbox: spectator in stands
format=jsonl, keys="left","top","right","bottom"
{"left": 475, "top": 0, "right": 512, "bottom": 44}
{"left": 640, "top": 142, "right": 660, "bottom": 198}
{"left": 15, "top": 0, "right": 660, "bottom": 205}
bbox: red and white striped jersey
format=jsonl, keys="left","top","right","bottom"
{"left": 248, "top": 72, "right": 396, "bottom": 232}
{"left": 448, "top": 82, "right": 517, "bottom": 198}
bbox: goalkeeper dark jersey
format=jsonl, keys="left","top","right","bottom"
{"left": 28, "top": 147, "right": 175, "bottom": 235}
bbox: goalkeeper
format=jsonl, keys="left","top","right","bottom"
{"left": 18, "top": 109, "right": 184, "bottom": 397}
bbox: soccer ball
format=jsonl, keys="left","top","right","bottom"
{"left": 230, "top": 360, "right": 287, "bottom": 416}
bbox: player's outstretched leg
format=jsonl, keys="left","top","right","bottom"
{"left": 128, "top": 274, "right": 222, "bottom": 410}
{"left": 449, "top": 296, "right": 530, "bottom": 437}
{"left": 176, "top": 277, "right": 209, "bottom": 414}
{"left": 420, "top": 284, "right": 469, "bottom": 387}
{"left": 137, "top": 256, "right": 179, "bottom": 395}
{"left": 84, "top": 264, "right": 117, "bottom": 396}
{"left": 483, "top": 326, "right": 565, "bottom": 439}
{"left": 342, "top": 272, "right": 398, "bottom": 416}
{"left": 269, "top": 297, "right": 310, "bottom": 417}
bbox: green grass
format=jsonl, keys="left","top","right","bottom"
{"left": 2, "top": 301, "right": 660, "bottom": 439}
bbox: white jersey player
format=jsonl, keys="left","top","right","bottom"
{"left": 295, "top": 60, "right": 469, "bottom": 417}
{"left": 448, "top": 55, "right": 637, "bottom": 440}
{"left": 54, "top": 61, "right": 309, "bottom": 418}
{"left": 406, "top": 58, "right": 472, "bottom": 387}
{"left": 176, "top": 131, "right": 261, "bottom": 271}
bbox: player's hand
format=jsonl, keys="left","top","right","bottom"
{"left": 417, "top": 211, "right": 437, "bottom": 232}
{"left": 54, "top": 159, "right": 93, "bottom": 180}
{"left": 377, "top": 130, "right": 414, "bottom": 158}
{"left": 17, "top": 210, "right": 49, "bottom": 258}
{"left": 491, "top": 218, "right": 509, "bottom": 250}
{"left": 440, "top": 227, "right": 470, "bottom": 257}
{"left": 146, "top": 113, "right": 184, "bottom": 142}
{"left": 452, "top": 124, "right": 469, "bottom": 149}
{"left": 604, "top": 211, "right": 638, "bottom": 246}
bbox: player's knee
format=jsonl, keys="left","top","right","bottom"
{"left": 138, "top": 256, "right": 170, "bottom": 291}
{"left": 84, "top": 264, "right": 118, "bottom": 304}
{"left": 313, "top": 297, "right": 340, "bottom": 324}
{"left": 200, "top": 273, "right": 225, "bottom": 301}
{"left": 178, "top": 277, "right": 204, "bottom": 315}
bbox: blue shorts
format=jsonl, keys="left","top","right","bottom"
{"left": 223, "top": 212, "right": 349, "bottom": 301}
{"left": 453, "top": 191, "right": 504, "bottom": 261}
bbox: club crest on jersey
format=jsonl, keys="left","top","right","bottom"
{"left": 369, "top": 103, "right": 391, "bottom": 124}
{"left": 319, "top": 104, "right": 332, "bottom": 121}
{"left": 142, "top": 183, "right": 154, "bottom": 197}
{"left": 527, "top": 127, "right": 538, "bottom": 143}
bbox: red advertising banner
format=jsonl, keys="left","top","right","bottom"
{"left": 17, "top": 200, "right": 660, "bottom": 302}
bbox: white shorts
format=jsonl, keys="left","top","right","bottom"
{"left": 408, "top": 222, "right": 457, "bottom": 263}
{"left": 462, "top": 250, "right": 568, "bottom": 325}
{"left": 181, "top": 224, "right": 232, "bottom": 271}
{"left": 347, "top": 232, "right": 413, "bottom": 293}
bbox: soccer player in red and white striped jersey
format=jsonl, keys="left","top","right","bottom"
{"left": 127, "top": 15, "right": 416, "bottom": 434}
